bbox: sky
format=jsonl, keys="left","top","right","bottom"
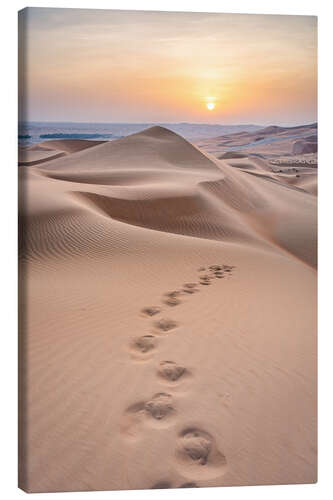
{"left": 18, "top": 8, "right": 317, "bottom": 126}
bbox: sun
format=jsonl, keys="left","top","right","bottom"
{"left": 206, "top": 102, "right": 215, "bottom": 111}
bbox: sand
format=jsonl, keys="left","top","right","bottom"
{"left": 196, "top": 124, "right": 318, "bottom": 199}
{"left": 18, "top": 126, "right": 317, "bottom": 492}
{"left": 18, "top": 139, "right": 107, "bottom": 166}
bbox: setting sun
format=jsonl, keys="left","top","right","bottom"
{"left": 207, "top": 102, "right": 215, "bottom": 111}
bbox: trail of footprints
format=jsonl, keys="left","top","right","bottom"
{"left": 125, "top": 264, "right": 235, "bottom": 488}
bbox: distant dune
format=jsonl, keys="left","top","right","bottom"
{"left": 19, "top": 126, "right": 317, "bottom": 492}
{"left": 196, "top": 123, "right": 318, "bottom": 189}
{"left": 218, "top": 151, "right": 247, "bottom": 159}
{"left": 293, "top": 139, "right": 318, "bottom": 155}
{"left": 18, "top": 139, "right": 107, "bottom": 166}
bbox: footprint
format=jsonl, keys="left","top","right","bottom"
{"left": 145, "top": 393, "right": 175, "bottom": 420}
{"left": 164, "top": 296, "right": 181, "bottom": 307}
{"left": 157, "top": 361, "right": 188, "bottom": 383}
{"left": 165, "top": 290, "right": 182, "bottom": 298}
{"left": 209, "top": 265, "right": 223, "bottom": 272}
{"left": 181, "top": 430, "right": 212, "bottom": 465}
{"left": 198, "top": 267, "right": 206, "bottom": 272}
{"left": 154, "top": 318, "right": 178, "bottom": 333}
{"left": 122, "top": 393, "right": 175, "bottom": 438}
{"left": 152, "top": 481, "right": 172, "bottom": 489}
{"left": 130, "top": 335, "right": 157, "bottom": 358}
{"left": 184, "top": 283, "right": 198, "bottom": 289}
{"left": 175, "top": 428, "right": 227, "bottom": 479}
{"left": 182, "top": 283, "right": 199, "bottom": 294}
{"left": 199, "top": 275, "right": 211, "bottom": 286}
{"left": 141, "top": 306, "right": 161, "bottom": 317}
{"left": 223, "top": 265, "right": 235, "bottom": 271}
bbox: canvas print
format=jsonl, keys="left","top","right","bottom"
{"left": 18, "top": 8, "right": 317, "bottom": 493}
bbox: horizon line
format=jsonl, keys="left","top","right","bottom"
{"left": 19, "top": 120, "right": 318, "bottom": 128}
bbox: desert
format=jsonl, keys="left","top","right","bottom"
{"left": 19, "top": 124, "right": 317, "bottom": 492}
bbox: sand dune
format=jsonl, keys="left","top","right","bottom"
{"left": 19, "top": 126, "right": 317, "bottom": 492}
{"left": 196, "top": 123, "right": 318, "bottom": 200}
{"left": 18, "top": 149, "right": 66, "bottom": 166}
{"left": 293, "top": 139, "right": 317, "bottom": 155}
{"left": 18, "top": 139, "right": 106, "bottom": 166}
{"left": 197, "top": 122, "right": 318, "bottom": 158}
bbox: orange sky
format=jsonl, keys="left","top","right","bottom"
{"left": 19, "top": 8, "right": 317, "bottom": 125}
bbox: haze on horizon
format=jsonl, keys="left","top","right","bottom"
{"left": 19, "top": 8, "right": 317, "bottom": 127}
